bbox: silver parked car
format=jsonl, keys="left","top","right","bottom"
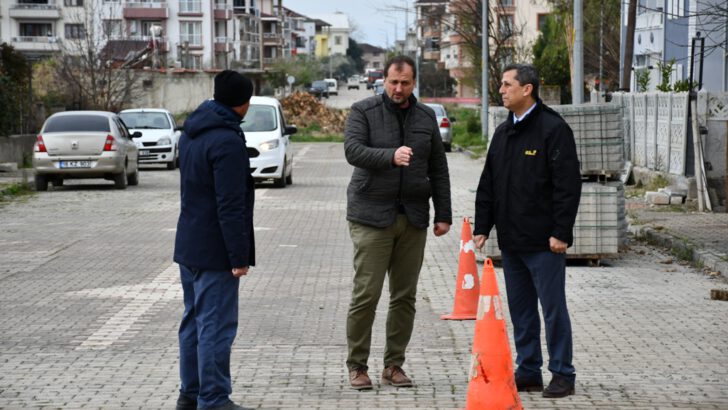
{"left": 33, "top": 111, "right": 142, "bottom": 191}
{"left": 425, "top": 103, "right": 455, "bottom": 152}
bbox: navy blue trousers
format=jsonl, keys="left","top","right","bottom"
{"left": 178, "top": 265, "right": 240, "bottom": 409}
{"left": 501, "top": 250, "right": 575, "bottom": 384}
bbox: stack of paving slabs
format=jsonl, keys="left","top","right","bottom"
{"left": 483, "top": 183, "right": 620, "bottom": 259}
{"left": 561, "top": 104, "right": 625, "bottom": 176}
{"left": 487, "top": 104, "right": 624, "bottom": 176}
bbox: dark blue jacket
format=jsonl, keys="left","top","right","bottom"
{"left": 174, "top": 100, "right": 255, "bottom": 270}
{"left": 474, "top": 100, "right": 581, "bottom": 252}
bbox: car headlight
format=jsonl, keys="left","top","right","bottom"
{"left": 259, "top": 139, "right": 279, "bottom": 152}
{"left": 157, "top": 137, "right": 172, "bottom": 146}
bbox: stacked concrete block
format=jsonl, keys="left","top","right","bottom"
{"left": 483, "top": 183, "right": 621, "bottom": 259}
{"left": 488, "top": 104, "right": 625, "bottom": 176}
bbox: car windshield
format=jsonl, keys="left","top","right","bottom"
{"left": 312, "top": 81, "right": 327, "bottom": 89}
{"left": 241, "top": 105, "right": 277, "bottom": 132}
{"left": 119, "top": 112, "right": 170, "bottom": 129}
{"left": 427, "top": 104, "right": 446, "bottom": 116}
{"left": 44, "top": 115, "right": 110, "bottom": 132}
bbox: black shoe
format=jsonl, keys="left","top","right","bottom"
{"left": 207, "top": 401, "right": 255, "bottom": 410}
{"left": 514, "top": 374, "right": 543, "bottom": 392}
{"left": 175, "top": 393, "right": 196, "bottom": 410}
{"left": 542, "top": 375, "right": 575, "bottom": 398}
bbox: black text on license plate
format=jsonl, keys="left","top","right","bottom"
{"left": 60, "top": 161, "right": 91, "bottom": 168}
{"left": 140, "top": 150, "right": 150, "bottom": 155}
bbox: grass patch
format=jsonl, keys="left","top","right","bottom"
{"left": 448, "top": 106, "right": 487, "bottom": 153}
{"left": 0, "top": 182, "right": 34, "bottom": 205}
{"left": 291, "top": 134, "right": 344, "bottom": 143}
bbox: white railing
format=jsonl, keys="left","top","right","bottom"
{"left": 215, "top": 36, "right": 229, "bottom": 43}
{"left": 12, "top": 36, "right": 59, "bottom": 43}
{"left": 11, "top": 2, "right": 58, "bottom": 10}
{"left": 125, "top": 1, "right": 167, "bottom": 8}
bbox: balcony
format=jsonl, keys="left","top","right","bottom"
{"left": 214, "top": 3, "right": 232, "bottom": 19}
{"left": 128, "top": 35, "right": 170, "bottom": 52}
{"left": 11, "top": 36, "right": 61, "bottom": 52}
{"left": 214, "top": 36, "right": 233, "bottom": 52}
{"left": 9, "top": 2, "right": 61, "bottom": 19}
{"left": 124, "top": 1, "right": 169, "bottom": 19}
{"left": 262, "top": 32, "right": 280, "bottom": 44}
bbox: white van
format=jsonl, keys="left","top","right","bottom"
{"left": 324, "top": 78, "right": 338, "bottom": 96}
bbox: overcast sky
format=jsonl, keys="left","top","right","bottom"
{"left": 283, "top": 0, "right": 415, "bottom": 49}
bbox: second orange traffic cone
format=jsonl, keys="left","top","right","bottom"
{"left": 441, "top": 218, "right": 480, "bottom": 320}
{"left": 465, "top": 258, "right": 523, "bottom": 410}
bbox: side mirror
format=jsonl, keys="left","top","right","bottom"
{"left": 284, "top": 125, "right": 298, "bottom": 135}
{"left": 131, "top": 131, "right": 143, "bottom": 139}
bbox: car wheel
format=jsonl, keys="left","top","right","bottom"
{"left": 166, "top": 161, "right": 175, "bottom": 170}
{"left": 35, "top": 175, "right": 48, "bottom": 191}
{"left": 274, "top": 162, "right": 286, "bottom": 188}
{"left": 127, "top": 167, "right": 139, "bottom": 186}
{"left": 285, "top": 166, "right": 292, "bottom": 185}
{"left": 113, "top": 167, "right": 128, "bottom": 190}
{"left": 444, "top": 143, "right": 452, "bottom": 153}
{"left": 51, "top": 177, "right": 64, "bottom": 187}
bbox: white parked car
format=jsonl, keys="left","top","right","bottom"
{"left": 324, "top": 78, "right": 338, "bottom": 96}
{"left": 241, "top": 96, "right": 297, "bottom": 187}
{"left": 119, "top": 108, "right": 181, "bottom": 170}
{"left": 33, "top": 111, "right": 141, "bottom": 190}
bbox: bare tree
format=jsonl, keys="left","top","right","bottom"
{"left": 397, "top": 0, "right": 526, "bottom": 104}
{"left": 53, "top": 0, "right": 142, "bottom": 111}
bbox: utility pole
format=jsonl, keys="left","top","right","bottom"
{"left": 482, "top": 0, "right": 489, "bottom": 141}
{"left": 599, "top": 1, "right": 604, "bottom": 98}
{"left": 620, "top": 0, "right": 637, "bottom": 90}
{"left": 572, "top": 0, "right": 584, "bottom": 104}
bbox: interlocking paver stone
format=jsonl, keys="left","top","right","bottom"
{"left": 0, "top": 143, "right": 726, "bottom": 409}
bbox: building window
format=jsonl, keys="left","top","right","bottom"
{"left": 425, "top": 36, "right": 439, "bottom": 51}
{"left": 335, "top": 36, "right": 341, "bottom": 46}
{"left": 64, "top": 0, "right": 84, "bottom": 6}
{"left": 103, "top": 20, "right": 122, "bottom": 38}
{"left": 498, "top": 14, "right": 514, "bottom": 37}
{"left": 498, "top": 0, "right": 514, "bottom": 7}
{"left": 19, "top": 23, "right": 53, "bottom": 37}
{"left": 373, "top": 61, "right": 380, "bottom": 68}
{"left": 537, "top": 14, "right": 549, "bottom": 31}
{"left": 179, "top": 0, "right": 202, "bottom": 13}
{"left": 181, "top": 54, "right": 202, "bottom": 69}
{"left": 65, "top": 24, "right": 85, "bottom": 39}
{"left": 498, "top": 47, "right": 514, "bottom": 67}
{"left": 180, "top": 21, "right": 202, "bottom": 45}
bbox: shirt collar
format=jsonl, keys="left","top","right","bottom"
{"left": 512, "top": 102, "right": 538, "bottom": 124}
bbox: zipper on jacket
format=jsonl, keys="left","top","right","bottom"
{"left": 396, "top": 108, "right": 411, "bottom": 211}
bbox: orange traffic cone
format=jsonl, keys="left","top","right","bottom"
{"left": 465, "top": 258, "right": 523, "bottom": 410}
{"left": 441, "top": 218, "right": 480, "bottom": 320}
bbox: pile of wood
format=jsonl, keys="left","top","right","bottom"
{"left": 280, "top": 92, "right": 348, "bottom": 135}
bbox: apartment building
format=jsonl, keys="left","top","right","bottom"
{"left": 309, "top": 12, "right": 348, "bottom": 58}
{"left": 415, "top": 0, "right": 552, "bottom": 97}
{"left": 233, "top": 0, "right": 262, "bottom": 72}
{"left": 621, "top": 0, "right": 728, "bottom": 92}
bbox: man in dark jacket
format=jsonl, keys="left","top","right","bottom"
{"left": 474, "top": 64, "right": 581, "bottom": 398}
{"left": 173, "top": 70, "right": 255, "bottom": 410}
{"left": 344, "top": 55, "right": 452, "bottom": 390}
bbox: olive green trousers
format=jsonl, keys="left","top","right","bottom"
{"left": 346, "top": 214, "right": 427, "bottom": 371}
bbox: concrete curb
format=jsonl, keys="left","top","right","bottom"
{"left": 628, "top": 219, "right": 728, "bottom": 283}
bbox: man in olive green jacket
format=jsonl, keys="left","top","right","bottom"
{"left": 344, "top": 55, "right": 452, "bottom": 390}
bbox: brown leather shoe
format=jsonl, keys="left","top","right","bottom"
{"left": 349, "top": 368, "right": 373, "bottom": 390}
{"left": 381, "top": 365, "right": 413, "bottom": 387}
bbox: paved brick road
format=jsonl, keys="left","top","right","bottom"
{"left": 0, "top": 143, "right": 726, "bottom": 409}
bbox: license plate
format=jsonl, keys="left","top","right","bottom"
{"left": 140, "top": 150, "right": 150, "bottom": 156}
{"left": 59, "top": 161, "right": 91, "bottom": 168}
